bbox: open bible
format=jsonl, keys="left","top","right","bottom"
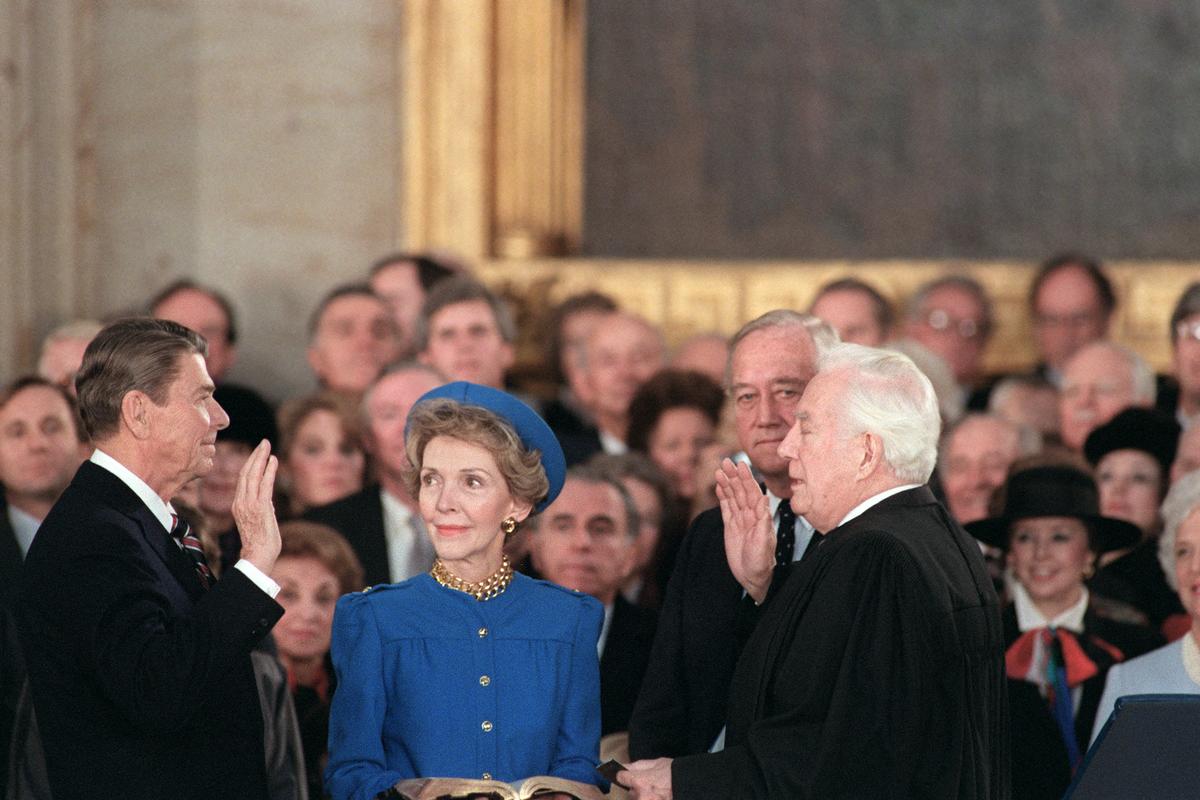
{"left": 388, "top": 775, "right": 605, "bottom": 800}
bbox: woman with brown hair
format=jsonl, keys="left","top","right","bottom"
{"left": 277, "top": 393, "right": 367, "bottom": 518}
{"left": 271, "top": 520, "right": 365, "bottom": 799}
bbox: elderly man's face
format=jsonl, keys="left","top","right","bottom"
{"left": 940, "top": 417, "right": 1021, "bottom": 525}
{"left": 1171, "top": 427, "right": 1200, "bottom": 485}
{"left": 366, "top": 369, "right": 444, "bottom": 488}
{"left": 420, "top": 299, "right": 513, "bottom": 389}
{"left": 777, "top": 367, "right": 864, "bottom": 532}
{"left": 37, "top": 337, "right": 92, "bottom": 396}
{"left": 153, "top": 289, "right": 237, "bottom": 382}
{"left": 1032, "top": 265, "right": 1110, "bottom": 371}
{"left": 0, "top": 385, "right": 85, "bottom": 506}
{"left": 581, "top": 315, "right": 665, "bottom": 422}
{"left": 1058, "top": 346, "right": 1141, "bottom": 451}
{"left": 531, "top": 478, "right": 635, "bottom": 606}
{"left": 729, "top": 326, "right": 817, "bottom": 495}
{"left": 1173, "top": 312, "right": 1200, "bottom": 403}
{"left": 907, "top": 286, "right": 988, "bottom": 384}
{"left": 810, "top": 289, "right": 886, "bottom": 346}
{"left": 307, "top": 294, "right": 398, "bottom": 394}
{"left": 1174, "top": 509, "right": 1200, "bottom": 622}
{"left": 147, "top": 352, "right": 230, "bottom": 491}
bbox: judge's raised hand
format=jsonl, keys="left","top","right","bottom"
{"left": 232, "top": 439, "right": 281, "bottom": 574}
{"left": 715, "top": 458, "right": 775, "bottom": 604}
{"left": 618, "top": 758, "right": 673, "bottom": 800}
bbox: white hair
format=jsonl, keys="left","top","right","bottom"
{"left": 936, "top": 413, "right": 1041, "bottom": 479}
{"left": 1065, "top": 341, "right": 1156, "bottom": 405}
{"left": 723, "top": 310, "right": 839, "bottom": 390}
{"left": 886, "top": 338, "right": 964, "bottom": 425}
{"left": 819, "top": 343, "right": 941, "bottom": 483}
{"left": 1159, "top": 470, "right": 1200, "bottom": 591}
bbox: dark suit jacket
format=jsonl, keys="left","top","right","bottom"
{"left": 0, "top": 500, "right": 21, "bottom": 610}
{"left": 542, "top": 398, "right": 605, "bottom": 468}
{"left": 0, "top": 499, "right": 26, "bottom": 794}
{"left": 674, "top": 487, "right": 1008, "bottom": 800}
{"left": 627, "top": 507, "right": 744, "bottom": 759}
{"left": 599, "top": 596, "right": 657, "bottom": 737}
{"left": 15, "top": 462, "right": 283, "bottom": 800}
{"left": 306, "top": 484, "right": 389, "bottom": 588}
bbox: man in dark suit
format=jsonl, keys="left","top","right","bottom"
{"left": 307, "top": 362, "right": 442, "bottom": 586}
{"left": 530, "top": 464, "right": 656, "bottom": 736}
{"left": 628, "top": 310, "right": 834, "bottom": 759}
{"left": 15, "top": 318, "right": 286, "bottom": 800}
{"left": 0, "top": 376, "right": 89, "bottom": 789}
{"left": 0, "top": 377, "right": 88, "bottom": 603}
{"left": 621, "top": 343, "right": 1007, "bottom": 800}
{"left": 553, "top": 311, "right": 666, "bottom": 467}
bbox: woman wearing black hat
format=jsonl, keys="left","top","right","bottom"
{"left": 967, "top": 465, "right": 1163, "bottom": 800}
{"left": 324, "top": 382, "right": 603, "bottom": 800}
{"left": 1084, "top": 407, "right": 1186, "bottom": 629}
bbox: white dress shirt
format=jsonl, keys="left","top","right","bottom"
{"left": 8, "top": 504, "right": 40, "bottom": 558}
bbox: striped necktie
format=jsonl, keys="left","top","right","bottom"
{"left": 170, "top": 514, "right": 213, "bottom": 590}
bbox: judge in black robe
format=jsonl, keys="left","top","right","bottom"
{"left": 671, "top": 486, "right": 1007, "bottom": 799}
{"left": 620, "top": 343, "right": 1008, "bottom": 800}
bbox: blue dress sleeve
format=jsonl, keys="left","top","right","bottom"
{"left": 548, "top": 595, "right": 604, "bottom": 786}
{"left": 324, "top": 593, "right": 405, "bottom": 800}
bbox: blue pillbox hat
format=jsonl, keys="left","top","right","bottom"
{"left": 407, "top": 381, "right": 566, "bottom": 511}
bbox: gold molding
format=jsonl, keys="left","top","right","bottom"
{"left": 400, "top": 0, "right": 584, "bottom": 258}
{"left": 478, "top": 258, "right": 1198, "bottom": 374}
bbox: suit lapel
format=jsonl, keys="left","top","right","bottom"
{"left": 0, "top": 502, "right": 23, "bottom": 606}
{"left": 74, "top": 462, "right": 206, "bottom": 601}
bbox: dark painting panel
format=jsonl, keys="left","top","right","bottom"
{"left": 584, "top": 1, "right": 1200, "bottom": 259}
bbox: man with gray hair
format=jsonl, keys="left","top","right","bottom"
{"left": 903, "top": 274, "right": 994, "bottom": 396}
{"left": 1058, "top": 340, "right": 1156, "bottom": 451}
{"left": 14, "top": 318, "right": 285, "bottom": 799}
{"left": 622, "top": 344, "right": 1006, "bottom": 800}
{"left": 628, "top": 310, "right": 835, "bottom": 761}
{"left": 1161, "top": 280, "right": 1200, "bottom": 428}
{"left": 939, "top": 413, "right": 1041, "bottom": 527}
{"left": 529, "top": 463, "right": 657, "bottom": 737}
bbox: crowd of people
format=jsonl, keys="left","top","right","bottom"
{"left": 1, "top": 250, "right": 1199, "bottom": 799}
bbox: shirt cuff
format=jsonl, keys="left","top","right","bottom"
{"left": 233, "top": 559, "right": 281, "bottom": 598}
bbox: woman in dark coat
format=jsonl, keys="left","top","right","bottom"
{"left": 967, "top": 465, "right": 1163, "bottom": 800}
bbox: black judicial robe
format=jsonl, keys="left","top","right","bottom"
{"left": 672, "top": 486, "right": 1008, "bottom": 800}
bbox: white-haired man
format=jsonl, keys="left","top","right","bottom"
{"left": 621, "top": 344, "right": 1006, "bottom": 800}
{"left": 1058, "top": 340, "right": 1156, "bottom": 451}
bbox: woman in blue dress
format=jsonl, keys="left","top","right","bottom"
{"left": 325, "top": 382, "right": 603, "bottom": 800}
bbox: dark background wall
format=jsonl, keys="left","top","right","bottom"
{"left": 583, "top": 1, "right": 1200, "bottom": 259}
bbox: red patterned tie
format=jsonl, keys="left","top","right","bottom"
{"left": 170, "top": 514, "right": 213, "bottom": 589}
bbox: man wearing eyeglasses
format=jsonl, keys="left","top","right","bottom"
{"left": 904, "top": 275, "right": 994, "bottom": 399}
{"left": 1160, "top": 282, "right": 1200, "bottom": 430}
{"left": 1027, "top": 253, "right": 1116, "bottom": 387}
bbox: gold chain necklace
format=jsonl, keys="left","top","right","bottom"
{"left": 430, "top": 555, "right": 513, "bottom": 601}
